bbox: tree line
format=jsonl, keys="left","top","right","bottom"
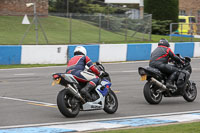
{"left": 49, "top": 0, "right": 127, "bottom": 14}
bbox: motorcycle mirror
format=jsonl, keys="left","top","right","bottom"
{"left": 185, "top": 57, "right": 191, "bottom": 62}
{"left": 96, "top": 62, "right": 100, "bottom": 65}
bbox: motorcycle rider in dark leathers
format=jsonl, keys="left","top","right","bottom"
{"left": 149, "top": 39, "right": 184, "bottom": 90}
{"left": 66, "top": 46, "right": 102, "bottom": 101}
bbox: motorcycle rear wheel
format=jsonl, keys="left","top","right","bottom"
{"left": 183, "top": 81, "right": 197, "bottom": 102}
{"left": 57, "top": 89, "right": 80, "bottom": 118}
{"left": 143, "top": 81, "right": 162, "bottom": 104}
{"left": 104, "top": 89, "right": 118, "bottom": 114}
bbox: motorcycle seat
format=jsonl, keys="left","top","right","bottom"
{"left": 145, "top": 66, "right": 164, "bottom": 79}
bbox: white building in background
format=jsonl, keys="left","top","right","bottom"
{"left": 105, "top": 0, "right": 143, "bottom": 6}
{"left": 105, "top": 0, "right": 144, "bottom": 18}
{"left": 126, "top": 9, "right": 140, "bottom": 19}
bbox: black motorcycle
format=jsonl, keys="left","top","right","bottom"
{"left": 52, "top": 62, "right": 118, "bottom": 117}
{"left": 138, "top": 55, "right": 197, "bottom": 104}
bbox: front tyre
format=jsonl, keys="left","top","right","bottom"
{"left": 57, "top": 89, "right": 80, "bottom": 118}
{"left": 183, "top": 81, "right": 197, "bottom": 102}
{"left": 143, "top": 81, "right": 162, "bottom": 104}
{"left": 104, "top": 89, "right": 118, "bottom": 114}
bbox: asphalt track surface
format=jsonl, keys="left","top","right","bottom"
{"left": 0, "top": 59, "right": 199, "bottom": 128}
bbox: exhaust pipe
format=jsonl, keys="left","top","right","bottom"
{"left": 67, "top": 84, "right": 86, "bottom": 103}
{"left": 151, "top": 77, "right": 167, "bottom": 91}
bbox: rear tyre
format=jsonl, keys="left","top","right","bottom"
{"left": 183, "top": 81, "right": 197, "bottom": 102}
{"left": 57, "top": 89, "right": 80, "bottom": 118}
{"left": 104, "top": 89, "right": 118, "bottom": 114}
{"left": 143, "top": 81, "right": 162, "bottom": 104}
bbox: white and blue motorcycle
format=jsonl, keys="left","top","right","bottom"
{"left": 52, "top": 62, "right": 118, "bottom": 118}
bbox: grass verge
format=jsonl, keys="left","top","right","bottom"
{"left": 94, "top": 121, "right": 200, "bottom": 133}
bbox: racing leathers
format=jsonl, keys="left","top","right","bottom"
{"left": 66, "top": 54, "right": 100, "bottom": 101}
{"left": 149, "top": 45, "right": 183, "bottom": 89}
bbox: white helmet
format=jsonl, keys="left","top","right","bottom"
{"left": 74, "top": 46, "right": 87, "bottom": 56}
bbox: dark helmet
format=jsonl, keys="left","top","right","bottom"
{"left": 158, "top": 38, "right": 170, "bottom": 47}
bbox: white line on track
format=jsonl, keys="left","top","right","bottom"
{"left": 109, "top": 70, "right": 138, "bottom": 73}
{"left": 13, "top": 73, "right": 35, "bottom": 76}
{"left": 0, "top": 110, "right": 200, "bottom": 129}
{"left": 0, "top": 96, "right": 56, "bottom": 106}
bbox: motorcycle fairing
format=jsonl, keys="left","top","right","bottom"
{"left": 62, "top": 74, "right": 79, "bottom": 84}
{"left": 176, "top": 70, "right": 190, "bottom": 89}
{"left": 80, "top": 71, "right": 97, "bottom": 80}
{"left": 97, "top": 80, "right": 111, "bottom": 96}
{"left": 82, "top": 84, "right": 106, "bottom": 110}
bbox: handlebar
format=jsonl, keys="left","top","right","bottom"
{"left": 171, "top": 56, "right": 191, "bottom": 69}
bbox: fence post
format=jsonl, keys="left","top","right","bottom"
{"left": 170, "top": 23, "right": 172, "bottom": 41}
{"left": 69, "top": 13, "right": 72, "bottom": 44}
{"left": 191, "top": 23, "right": 194, "bottom": 42}
{"left": 99, "top": 13, "right": 101, "bottom": 43}
{"left": 181, "top": 23, "right": 183, "bottom": 41}
{"left": 149, "top": 14, "right": 152, "bottom": 41}
{"left": 125, "top": 16, "right": 128, "bottom": 42}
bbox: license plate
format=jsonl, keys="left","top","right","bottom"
{"left": 140, "top": 75, "right": 147, "bottom": 81}
{"left": 52, "top": 78, "right": 61, "bottom": 86}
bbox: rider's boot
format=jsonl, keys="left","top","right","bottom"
{"left": 80, "top": 82, "right": 95, "bottom": 102}
{"left": 166, "top": 72, "right": 177, "bottom": 91}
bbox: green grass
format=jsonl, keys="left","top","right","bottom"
{"left": 94, "top": 121, "right": 200, "bottom": 133}
{"left": 1, "top": 15, "right": 200, "bottom": 45}
{"left": 0, "top": 64, "right": 64, "bottom": 69}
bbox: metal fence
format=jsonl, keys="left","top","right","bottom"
{"left": 19, "top": 13, "right": 152, "bottom": 45}
{"left": 170, "top": 23, "right": 200, "bottom": 42}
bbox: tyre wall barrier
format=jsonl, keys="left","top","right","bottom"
{"left": 0, "top": 42, "right": 199, "bottom": 65}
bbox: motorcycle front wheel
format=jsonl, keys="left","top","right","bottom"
{"left": 143, "top": 81, "right": 162, "bottom": 104}
{"left": 183, "top": 81, "right": 197, "bottom": 102}
{"left": 57, "top": 89, "right": 80, "bottom": 118}
{"left": 104, "top": 89, "right": 118, "bottom": 114}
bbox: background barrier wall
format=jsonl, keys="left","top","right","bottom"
{"left": 21, "top": 45, "right": 68, "bottom": 64}
{"left": 99, "top": 44, "right": 127, "bottom": 62}
{"left": 0, "top": 42, "right": 199, "bottom": 65}
{"left": 174, "top": 42, "right": 194, "bottom": 57}
{"left": 0, "top": 45, "right": 21, "bottom": 65}
{"left": 127, "top": 43, "right": 152, "bottom": 61}
{"left": 194, "top": 42, "right": 200, "bottom": 57}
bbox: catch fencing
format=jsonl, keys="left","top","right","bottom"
{"left": 26, "top": 13, "right": 152, "bottom": 44}
{"left": 170, "top": 23, "right": 200, "bottom": 42}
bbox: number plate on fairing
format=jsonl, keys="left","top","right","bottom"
{"left": 52, "top": 78, "right": 61, "bottom": 86}
{"left": 141, "top": 75, "right": 147, "bottom": 81}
